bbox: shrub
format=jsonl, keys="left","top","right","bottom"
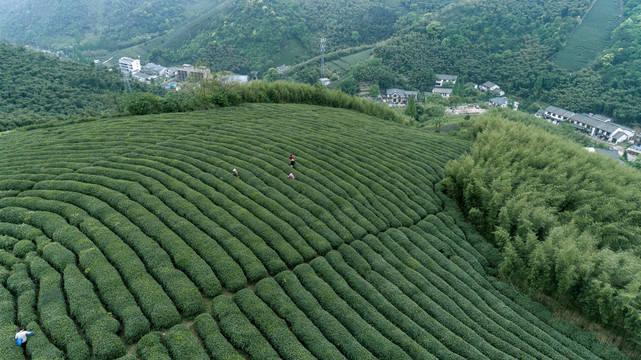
{"left": 41, "top": 242, "right": 75, "bottom": 272}
{"left": 13, "top": 240, "right": 35, "bottom": 258}
{"left": 163, "top": 324, "right": 209, "bottom": 360}
{"left": 64, "top": 265, "right": 126, "bottom": 360}
{"left": 24, "top": 321, "right": 65, "bottom": 360}
{"left": 234, "top": 288, "right": 314, "bottom": 360}
{"left": 254, "top": 278, "right": 345, "bottom": 359}
{"left": 211, "top": 295, "right": 280, "bottom": 359}
{"left": 193, "top": 313, "right": 239, "bottom": 360}
{"left": 136, "top": 332, "right": 171, "bottom": 360}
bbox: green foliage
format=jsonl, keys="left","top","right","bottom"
{"left": 12, "top": 240, "right": 35, "bottom": 258}
{"left": 0, "top": 103, "right": 628, "bottom": 359}
{"left": 136, "top": 332, "right": 171, "bottom": 360}
{"left": 193, "top": 313, "right": 240, "bottom": 360}
{"left": 0, "top": 44, "right": 125, "bottom": 128}
{"left": 443, "top": 112, "right": 641, "bottom": 343}
{"left": 163, "top": 324, "right": 209, "bottom": 360}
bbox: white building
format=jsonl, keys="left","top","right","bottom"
{"left": 118, "top": 57, "right": 141, "bottom": 73}
{"left": 432, "top": 87, "right": 452, "bottom": 98}
{"left": 540, "top": 105, "right": 634, "bottom": 144}
{"left": 435, "top": 74, "right": 457, "bottom": 87}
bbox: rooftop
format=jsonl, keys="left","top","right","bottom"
{"left": 436, "top": 74, "right": 457, "bottom": 81}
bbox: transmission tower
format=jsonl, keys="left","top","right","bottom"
{"left": 320, "top": 38, "right": 326, "bottom": 78}
{"left": 122, "top": 71, "right": 132, "bottom": 93}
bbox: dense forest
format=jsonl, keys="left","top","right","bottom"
{"left": 0, "top": 44, "right": 161, "bottom": 130}
{"left": 0, "top": 0, "right": 219, "bottom": 51}
{"left": 443, "top": 109, "right": 641, "bottom": 345}
{"left": 175, "top": 0, "right": 463, "bottom": 73}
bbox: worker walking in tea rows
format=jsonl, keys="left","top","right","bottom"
{"left": 289, "top": 154, "right": 295, "bottom": 168}
{"left": 15, "top": 329, "right": 33, "bottom": 346}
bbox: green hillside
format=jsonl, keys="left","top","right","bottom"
{"left": 552, "top": 0, "right": 621, "bottom": 71}
{"left": 0, "top": 0, "right": 221, "bottom": 52}
{"left": 0, "top": 43, "right": 131, "bottom": 129}
{"left": 0, "top": 104, "right": 624, "bottom": 359}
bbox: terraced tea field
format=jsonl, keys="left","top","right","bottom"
{"left": 553, "top": 0, "right": 621, "bottom": 71}
{"left": 0, "top": 104, "right": 623, "bottom": 359}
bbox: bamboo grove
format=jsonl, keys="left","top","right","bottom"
{"left": 0, "top": 104, "right": 624, "bottom": 359}
{"left": 443, "top": 108, "right": 641, "bottom": 347}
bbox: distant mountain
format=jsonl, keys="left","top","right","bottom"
{"left": 0, "top": 0, "right": 222, "bottom": 51}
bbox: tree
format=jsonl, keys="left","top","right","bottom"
{"left": 404, "top": 97, "right": 418, "bottom": 119}
{"left": 369, "top": 84, "right": 380, "bottom": 97}
{"left": 264, "top": 68, "right": 280, "bottom": 83}
{"left": 339, "top": 78, "right": 357, "bottom": 95}
{"left": 351, "top": 31, "right": 360, "bottom": 44}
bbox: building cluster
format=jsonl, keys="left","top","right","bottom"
{"left": 117, "top": 57, "right": 247, "bottom": 88}
{"left": 536, "top": 105, "right": 635, "bottom": 144}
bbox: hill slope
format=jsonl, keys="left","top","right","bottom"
{"left": 0, "top": 43, "right": 128, "bottom": 128}
{"left": 0, "top": 104, "right": 624, "bottom": 359}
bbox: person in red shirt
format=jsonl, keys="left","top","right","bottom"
{"left": 289, "top": 154, "right": 295, "bottom": 168}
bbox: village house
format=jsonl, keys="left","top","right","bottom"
{"left": 489, "top": 97, "right": 508, "bottom": 107}
{"left": 118, "top": 57, "right": 141, "bottom": 73}
{"left": 479, "top": 81, "right": 505, "bottom": 96}
{"left": 435, "top": 74, "right": 457, "bottom": 87}
{"left": 539, "top": 105, "right": 635, "bottom": 144}
{"left": 626, "top": 145, "right": 641, "bottom": 162}
{"left": 140, "top": 63, "right": 171, "bottom": 77}
{"left": 432, "top": 87, "right": 452, "bottom": 98}
{"left": 380, "top": 89, "right": 418, "bottom": 107}
{"left": 176, "top": 64, "right": 212, "bottom": 82}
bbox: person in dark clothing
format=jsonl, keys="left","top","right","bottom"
{"left": 232, "top": 168, "right": 239, "bottom": 177}
{"left": 289, "top": 154, "right": 295, "bottom": 168}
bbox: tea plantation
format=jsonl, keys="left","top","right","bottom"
{"left": 0, "top": 104, "right": 624, "bottom": 359}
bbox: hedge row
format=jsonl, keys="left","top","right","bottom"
{"left": 324, "top": 249, "right": 462, "bottom": 359}
{"left": 70, "top": 166, "right": 248, "bottom": 291}
{"left": 20, "top": 189, "right": 187, "bottom": 329}
{"left": 254, "top": 277, "right": 346, "bottom": 359}
{"left": 63, "top": 265, "right": 126, "bottom": 360}
{"left": 23, "top": 321, "right": 64, "bottom": 360}
{"left": 375, "top": 230, "right": 546, "bottom": 359}
{"left": 233, "top": 288, "right": 315, "bottom": 360}
{"left": 28, "top": 257, "right": 90, "bottom": 360}
{"left": 6, "top": 263, "right": 37, "bottom": 327}
{"left": 89, "top": 159, "right": 267, "bottom": 284}
{"left": 0, "top": 206, "right": 151, "bottom": 342}
{"left": 274, "top": 270, "right": 374, "bottom": 359}
{"left": 117, "top": 151, "right": 307, "bottom": 268}
{"left": 0, "top": 324, "right": 25, "bottom": 360}
{"left": 293, "top": 263, "right": 410, "bottom": 360}
{"left": 106, "top": 155, "right": 287, "bottom": 275}
{"left": 211, "top": 295, "right": 281, "bottom": 359}
{"left": 36, "top": 178, "right": 216, "bottom": 307}
{"left": 337, "top": 243, "right": 488, "bottom": 360}
{"left": 193, "top": 313, "right": 241, "bottom": 360}
{"left": 158, "top": 139, "right": 359, "bottom": 244}
{"left": 164, "top": 324, "right": 209, "bottom": 360}
{"left": 403, "top": 222, "right": 605, "bottom": 359}
{"left": 0, "top": 235, "right": 19, "bottom": 250}
{"left": 308, "top": 256, "right": 435, "bottom": 359}
{"left": 136, "top": 332, "right": 171, "bottom": 360}
{"left": 25, "top": 184, "right": 206, "bottom": 319}
{"left": 130, "top": 144, "right": 345, "bottom": 251}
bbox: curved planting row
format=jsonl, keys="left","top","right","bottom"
{"left": 0, "top": 104, "right": 624, "bottom": 359}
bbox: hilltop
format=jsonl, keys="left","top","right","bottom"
{"left": 0, "top": 104, "right": 625, "bottom": 359}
